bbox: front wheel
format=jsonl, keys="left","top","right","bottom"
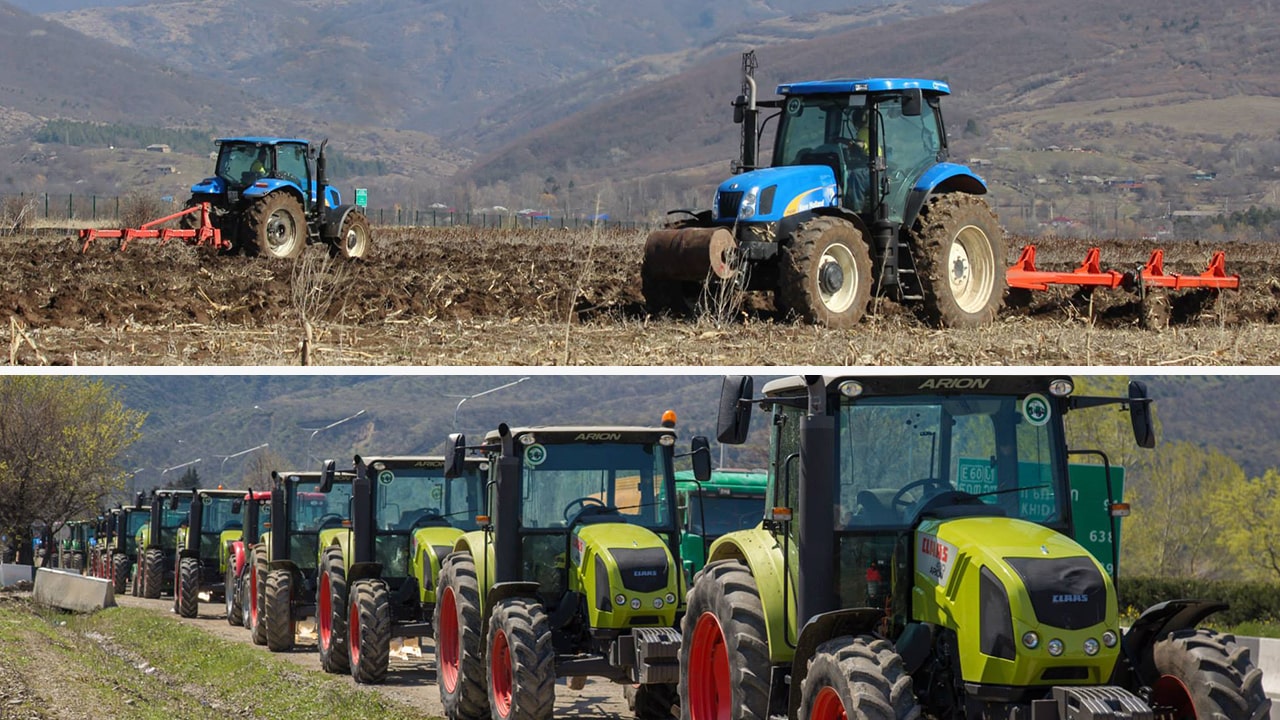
{"left": 225, "top": 563, "right": 243, "bottom": 626}
{"left": 680, "top": 559, "right": 773, "bottom": 720}
{"left": 264, "top": 569, "right": 295, "bottom": 652}
{"left": 348, "top": 579, "right": 391, "bottom": 684}
{"left": 142, "top": 548, "right": 164, "bottom": 599}
{"left": 908, "top": 193, "right": 1005, "bottom": 328}
{"left": 332, "top": 211, "right": 372, "bottom": 259}
{"left": 249, "top": 547, "right": 268, "bottom": 646}
{"left": 1150, "top": 628, "right": 1270, "bottom": 719}
{"left": 176, "top": 557, "right": 200, "bottom": 618}
{"left": 435, "top": 553, "right": 489, "bottom": 720}
{"left": 487, "top": 597, "right": 555, "bottom": 720}
{"left": 112, "top": 554, "right": 128, "bottom": 595}
{"left": 798, "top": 635, "right": 919, "bottom": 720}
{"left": 777, "top": 216, "right": 872, "bottom": 328}
{"left": 317, "top": 546, "right": 350, "bottom": 673}
{"left": 245, "top": 193, "right": 306, "bottom": 259}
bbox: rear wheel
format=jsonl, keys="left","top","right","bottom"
{"left": 908, "top": 193, "right": 1005, "bottom": 328}
{"left": 245, "top": 192, "right": 305, "bottom": 259}
{"left": 318, "top": 546, "right": 350, "bottom": 673}
{"left": 264, "top": 569, "right": 295, "bottom": 652}
{"left": 332, "top": 211, "right": 371, "bottom": 259}
{"left": 1150, "top": 628, "right": 1270, "bottom": 720}
{"left": 177, "top": 557, "right": 200, "bottom": 618}
{"left": 681, "top": 559, "right": 772, "bottom": 720}
{"left": 142, "top": 548, "right": 164, "bottom": 599}
{"left": 225, "top": 563, "right": 243, "bottom": 626}
{"left": 249, "top": 547, "right": 268, "bottom": 646}
{"left": 348, "top": 579, "right": 391, "bottom": 684}
{"left": 435, "top": 553, "right": 488, "bottom": 720}
{"left": 798, "top": 635, "right": 919, "bottom": 720}
{"left": 111, "top": 554, "right": 128, "bottom": 595}
{"left": 777, "top": 216, "right": 872, "bottom": 328}
{"left": 487, "top": 597, "right": 555, "bottom": 720}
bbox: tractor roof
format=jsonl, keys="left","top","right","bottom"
{"left": 761, "top": 375, "right": 1067, "bottom": 398}
{"left": 194, "top": 488, "right": 248, "bottom": 498}
{"left": 484, "top": 426, "right": 676, "bottom": 446}
{"left": 776, "top": 78, "right": 950, "bottom": 96}
{"left": 216, "top": 137, "right": 309, "bottom": 146}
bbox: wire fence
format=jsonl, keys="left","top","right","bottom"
{"left": 0, "top": 192, "right": 654, "bottom": 231}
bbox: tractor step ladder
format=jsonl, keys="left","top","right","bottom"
{"left": 1006, "top": 244, "right": 1240, "bottom": 292}
{"left": 79, "top": 202, "right": 230, "bottom": 252}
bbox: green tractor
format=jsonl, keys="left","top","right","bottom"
{"left": 434, "top": 419, "right": 711, "bottom": 720}
{"left": 173, "top": 487, "right": 249, "bottom": 618}
{"left": 134, "top": 489, "right": 193, "bottom": 599}
{"left": 104, "top": 498, "right": 150, "bottom": 595}
{"left": 226, "top": 490, "right": 271, "bottom": 627}
{"left": 251, "top": 470, "right": 353, "bottom": 652}
{"left": 687, "top": 375, "right": 1270, "bottom": 720}
{"left": 313, "top": 454, "right": 489, "bottom": 684}
{"left": 674, "top": 468, "right": 768, "bottom": 582}
{"left": 59, "top": 520, "right": 94, "bottom": 572}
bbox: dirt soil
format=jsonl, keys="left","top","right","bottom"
{"left": 110, "top": 592, "right": 634, "bottom": 719}
{"left": 2, "top": 227, "right": 1279, "bottom": 365}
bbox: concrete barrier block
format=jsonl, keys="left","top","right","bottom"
{"left": 0, "top": 563, "right": 34, "bottom": 587}
{"left": 32, "top": 568, "right": 115, "bottom": 612}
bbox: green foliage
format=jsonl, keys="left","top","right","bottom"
{"left": 1208, "top": 468, "right": 1280, "bottom": 581}
{"left": 1119, "top": 576, "right": 1280, "bottom": 628}
{"left": 35, "top": 120, "right": 215, "bottom": 154}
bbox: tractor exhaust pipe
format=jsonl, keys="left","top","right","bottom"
{"left": 315, "top": 139, "right": 330, "bottom": 236}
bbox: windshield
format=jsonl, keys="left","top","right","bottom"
{"left": 289, "top": 480, "right": 353, "bottom": 532}
{"left": 198, "top": 495, "right": 242, "bottom": 558}
{"left": 831, "top": 394, "right": 1063, "bottom": 529}
{"left": 373, "top": 464, "right": 485, "bottom": 532}
{"left": 520, "top": 442, "right": 672, "bottom": 530}
{"left": 217, "top": 142, "right": 272, "bottom": 187}
{"left": 686, "top": 494, "right": 763, "bottom": 537}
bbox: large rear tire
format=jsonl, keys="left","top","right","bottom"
{"left": 142, "top": 548, "right": 164, "bottom": 599}
{"left": 680, "top": 559, "right": 773, "bottom": 720}
{"left": 777, "top": 216, "right": 872, "bottom": 329}
{"left": 435, "top": 553, "right": 489, "bottom": 720}
{"left": 264, "top": 569, "right": 295, "bottom": 652}
{"left": 908, "top": 193, "right": 1005, "bottom": 328}
{"left": 249, "top": 547, "right": 268, "bottom": 646}
{"left": 225, "top": 563, "right": 243, "bottom": 626}
{"left": 333, "top": 211, "right": 372, "bottom": 259}
{"left": 348, "top": 579, "right": 391, "bottom": 684}
{"left": 112, "top": 554, "right": 128, "bottom": 595}
{"left": 798, "top": 635, "right": 920, "bottom": 720}
{"left": 487, "top": 597, "right": 555, "bottom": 720}
{"left": 176, "top": 557, "right": 200, "bottom": 618}
{"left": 245, "top": 193, "right": 306, "bottom": 259}
{"left": 1150, "top": 628, "right": 1271, "bottom": 720}
{"left": 318, "top": 546, "right": 350, "bottom": 674}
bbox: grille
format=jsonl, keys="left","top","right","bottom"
{"left": 609, "top": 547, "right": 669, "bottom": 593}
{"left": 1006, "top": 556, "right": 1106, "bottom": 630}
{"left": 717, "top": 191, "right": 743, "bottom": 220}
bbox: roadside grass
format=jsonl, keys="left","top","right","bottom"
{"left": 6, "top": 599, "right": 438, "bottom": 719}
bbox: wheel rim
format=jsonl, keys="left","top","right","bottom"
{"left": 249, "top": 567, "right": 259, "bottom": 627}
{"left": 344, "top": 226, "right": 365, "bottom": 257}
{"left": 1153, "top": 674, "right": 1198, "bottom": 719}
{"left": 811, "top": 686, "right": 847, "bottom": 720}
{"left": 688, "top": 612, "right": 732, "bottom": 720}
{"left": 319, "top": 571, "right": 331, "bottom": 649}
{"left": 225, "top": 569, "right": 234, "bottom": 616}
{"left": 490, "top": 627, "right": 514, "bottom": 718}
{"left": 349, "top": 595, "right": 362, "bottom": 668}
{"left": 266, "top": 209, "right": 298, "bottom": 254}
{"left": 947, "top": 225, "right": 996, "bottom": 314}
{"left": 439, "top": 587, "right": 460, "bottom": 693}
{"left": 817, "top": 242, "right": 857, "bottom": 314}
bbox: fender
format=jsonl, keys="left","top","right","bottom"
{"left": 455, "top": 529, "right": 497, "bottom": 611}
{"left": 228, "top": 541, "right": 247, "bottom": 576}
{"left": 902, "top": 162, "right": 988, "bottom": 230}
{"left": 241, "top": 178, "right": 306, "bottom": 205}
{"left": 706, "top": 526, "right": 796, "bottom": 664}
{"left": 788, "top": 608, "right": 885, "bottom": 718}
{"left": 410, "top": 526, "right": 466, "bottom": 604}
{"left": 347, "top": 561, "right": 383, "bottom": 585}
{"left": 269, "top": 558, "right": 301, "bottom": 574}
{"left": 1113, "top": 598, "right": 1227, "bottom": 689}
{"left": 322, "top": 203, "right": 363, "bottom": 241}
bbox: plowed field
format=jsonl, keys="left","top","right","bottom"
{"left": 2, "top": 227, "right": 1278, "bottom": 366}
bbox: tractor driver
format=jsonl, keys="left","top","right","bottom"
{"left": 839, "top": 111, "right": 872, "bottom": 213}
{"left": 250, "top": 148, "right": 269, "bottom": 179}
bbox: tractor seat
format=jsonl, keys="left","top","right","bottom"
{"left": 853, "top": 489, "right": 899, "bottom": 525}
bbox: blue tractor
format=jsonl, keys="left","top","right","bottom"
{"left": 642, "top": 52, "right": 1004, "bottom": 328}
{"left": 182, "top": 137, "right": 372, "bottom": 259}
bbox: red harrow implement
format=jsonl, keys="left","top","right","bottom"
{"left": 79, "top": 202, "right": 230, "bottom": 252}
{"left": 1006, "top": 244, "right": 1240, "bottom": 293}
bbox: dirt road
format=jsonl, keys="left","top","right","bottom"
{"left": 111, "top": 592, "right": 635, "bottom": 719}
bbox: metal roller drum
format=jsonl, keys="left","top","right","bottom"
{"left": 642, "top": 227, "right": 737, "bottom": 282}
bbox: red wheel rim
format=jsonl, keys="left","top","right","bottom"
{"left": 1153, "top": 675, "right": 1198, "bottom": 719}
{"left": 318, "top": 572, "right": 331, "bottom": 648}
{"left": 811, "top": 686, "right": 847, "bottom": 720}
{"left": 349, "top": 595, "right": 362, "bottom": 667}
{"left": 439, "top": 587, "right": 460, "bottom": 692}
{"left": 249, "top": 567, "right": 259, "bottom": 626}
{"left": 688, "top": 612, "right": 732, "bottom": 720}
{"left": 490, "top": 627, "right": 513, "bottom": 718}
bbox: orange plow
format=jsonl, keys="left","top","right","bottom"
{"left": 1006, "top": 244, "right": 1240, "bottom": 293}
{"left": 79, "top": 202, "right": 230, "bottom": 252}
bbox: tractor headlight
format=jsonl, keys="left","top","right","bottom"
{"left": 1102, "top": 630, "right": 1118, "bottom": 648}
{"left": 666, "top": 593, "right": 677, "bottom": 605}
{"left": 630, "top": 598, "right": 642, "bottom": 610}
{"left": 1021, "top": 631, "right": 1039, "bottom": 649}
{"left": 653, "top": 597, "right": 664, "bottom": 609}
{"left": 1048, "top": 379, "right": 1074, "bottom": 397}
{"left": 658, "top": 435, "right": 675, "bottom": 447}
{"left": 838, "top": 381, "right": 864, "bottom": 398}
{"left": 517, "top": 433, "right": 536, "bottom": 445}
{"left": 1083, "top": 638, "right": 1100, "bottom": 656}
{"left": 615, "top": 594, "right": 626, "bottom": 606}
{"left": 1047, "top": 639, "right": 1064, "bottom": 657}
{"left": 738, "top": 188, "right": 759, "bottom": 219}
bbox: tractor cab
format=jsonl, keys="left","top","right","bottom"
{"left": 175, "top": 487, "right": 248, "bottom": 617}
{"left": 674, "top": 468, "right": 767, "bottom": 580}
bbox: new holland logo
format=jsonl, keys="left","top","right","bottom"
{"left": 1052, "top": 594, "right": 1090, "bottom": 604}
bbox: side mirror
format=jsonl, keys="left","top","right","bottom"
{"left": 319, "top": 459, "right": 336, "bottom": 492}
{"left": 168, "top": 495, "right": 179, "bottom": 511}
{"left": 1128, "top": 381, "right": 1156, "bottom": 448}
{"left": 230, "top": 499, "right": 242, "bottom": 515}
{"left": 445, "top": 433, "right": 467, "bottom": 478}
{"left": 133, "top": 492, "right": 144, "bottom": 507}
{"left": 691, "top": 436, "right": 712, "bottom": 483}
{"left": 732, "top": 95, "right": 746, "bottom": 124}
{"left": 716, "top": 375, "right": 754, "bottom": 445}
{"left": 902, "top": 88, "right": 923, "bottom": 117}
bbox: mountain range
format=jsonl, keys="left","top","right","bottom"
{"left": 3, "top": 0, "right": 1279, "bottom": 227}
